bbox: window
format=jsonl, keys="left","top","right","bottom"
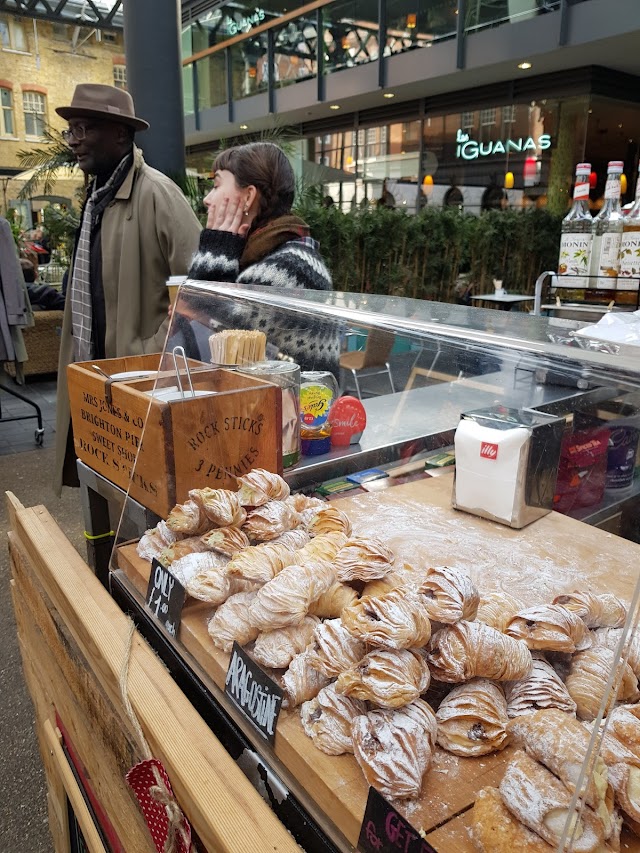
{"left": 1, "top": 87, "right": 14, "bottom": 135}
{"left": 502, "top": 104, "right": 516, "bottom": 123}
{"left": 23, "top": 91, "right": 46, "bottom": 137}
{"left": 113, "top": 64, "right": 127, "bottom": 89}
{"left": 0, "top": 16, "right": 27, "bottom": 51}
{"left": 461, "top": 110, "right": 474, "bottom": 129}
{"left": 480, "top": 107, "right": 496, "bottom": 126}
{"left": 52, "top": 22, "right": 69, "bottom": 39}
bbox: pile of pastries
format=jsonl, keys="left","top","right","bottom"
{"left": 137, "top": 469, "right": 640, "bottom": 851}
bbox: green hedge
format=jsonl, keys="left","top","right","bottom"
{"left": 297, "top": 205, "right": 562, "bottom": 301}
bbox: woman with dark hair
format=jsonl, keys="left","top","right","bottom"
{"left": 183, "top": 141, "right": 339, "bottom": 375}
{"left": 188, "top": 142, "right": 332, "bottom": 291}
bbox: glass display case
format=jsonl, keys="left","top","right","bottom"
{"left": 100, "top": 282, "right": 640, "bottom": 852}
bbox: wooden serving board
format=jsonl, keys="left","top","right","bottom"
{"left": 117, "top": 474, "right": 640, "bottom": 850}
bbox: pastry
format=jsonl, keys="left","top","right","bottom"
{"left": 270, "top": 528, "right": 311, "bottom": 551}
{"left": 341, "top": 589, "right": 432, "bottom": 649}
{"left": 158, "top": 536, "right": 210, "bottom": 566}
{"left": 306, "top": 618, "right": 367, "bottom": 678}
{"left": 225, "top": 541, "right": 296, "bottom": 584}
{"left": 201, "top": 525, "right": 250, "bottom": 557}
{"left": 476, "top": 591, "right": 526, "bottom": 633}
{"left": 207, "top": 591, "right": 260, "bottom": 652}
{"left": 362, "top": 572, "right": 406, "bottom": 599}
{"left": 606, "top": 706, "right": 640, "bottom": 756}
{"left": 565, "top": 646, "right": 639, "bottom": 721}
{"left": 243, "top": 501, "right": 301, "bottom": 542}
{"left": 308, "top": 582, "right": 359, "bottom": 618}
{"left": 189, "top": 488, "right": 246, "bottom": 528}
{"left": 587, "top": 720, "right": 640, "bottom": 768}
{"left": 295, "top": 532, "right": 348, "bottom": 563}
{"left": 400, "top": 698, "right": 439, "bottom": 749}
{"left": 499, "top": 749, "right": 606, "bottom": 852}
{"left": 186, "top": 564, "right": 255, "bottom": 605}
{"left": 553, "top": 592, "right": 627, "bottom": 629}
{"left": 236, "top": 469, "right": 290, "bottom": 506}
{"left": 333, "top": 537, "right": 395, "bottom": 583}
{"left": 285, "top": 493, "right": 325, "bottom": 514}
{"left": 428, "top": 621, "right": 532, "bottom": 683}
{"left": 306, "top": 506, "right": 352, "bottom": 538}
{"left": 417, "top": 565, "right": 479, "bottom": 624}
{"left": 607, "top": 761, "right": 640, "bottom": 825}
{"left": 436, "top": 679, "right": 509, "bottom": 757}
{"left": 300, "top": 683, "right": 366, "bottom": 755}
{"left": 137, "top": 520, "right": 181, "bottom": 562}
{"left": 505, "top": 604, "right": 592, "bottom": 653}
{"left": 248, "top": 560, "right": 336, "bottom": 630}
{"left": 506, "top": 656, "right": 577, "bottom": 718}
{"left": 587, "top": 721, "right": 640, "bottom": 824}
{"left": 351, "top": 703, "right": 434, "bottom": 799}
{"left": 471, "top": 786, "right": 556, "bottom": 852}
{"left": 169, "top": 549, "right": 228, "bottom": 587}
{"left": 592, "top": 627, "right": 640, "bottom": 679}
{"left": 507, "top": 710, "right": 610, "bottom": 815}
{"left": 281, "top": 648, "right": 329, "bottom": 708}
{"left": 166, "top": 499, "right": 209, "bottom": 535}
{"left": 336, "top": 647, "right": 431, "bottom": 709}
{"left": 251, "top": 616, "right": 320, "bottom": 669}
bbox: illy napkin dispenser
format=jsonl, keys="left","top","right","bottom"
{"left": 452, "top": 406, "right": 565, "bottom": 529}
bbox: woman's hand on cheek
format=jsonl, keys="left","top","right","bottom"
{"left": 207, "top": 194, "right": 249, "bottom": 236}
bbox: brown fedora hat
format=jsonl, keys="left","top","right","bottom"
{"left": 56, "top": 83, "right": 149, "bottom": 131}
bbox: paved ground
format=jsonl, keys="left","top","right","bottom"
{"left": 0, "top": 376, "right": 84, "bottom": 853}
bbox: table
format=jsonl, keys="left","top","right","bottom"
{"left": 77, "top": 460, "right": 159, "bottom": 586}
{"left": 470, "top": 292, "right": 534, "bottom": 311}
{"left": 115, "top": 473, "right": 640, "bottom": 851}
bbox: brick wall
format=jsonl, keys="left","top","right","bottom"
{"left": 0, "top": 14, "right": 125, "bottom": 208}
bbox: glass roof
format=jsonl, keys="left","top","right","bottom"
{"left": 0, "top": 0, "right": 123, "bottom": 29}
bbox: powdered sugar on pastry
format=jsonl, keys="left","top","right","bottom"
{"left": 252, "top": 616, "right": 320, "bottom": 669}
{"left": 417, "top": 565, "right": 479, "bottom": 624}
{"left": 336, "top": 647, "right": 431, "bottom": 709}
{"left": 300, "top": 683, "right": 366, "bottom": 755}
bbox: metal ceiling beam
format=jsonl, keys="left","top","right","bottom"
{"left": 0, "top": 0, "right": 123, "bottom": 29}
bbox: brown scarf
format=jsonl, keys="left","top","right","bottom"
{"left": 239, "top": 214, "right": 310, "bottom": 271}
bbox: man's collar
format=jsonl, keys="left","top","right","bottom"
{"left": 114, "top": 146, "right": 144, "bottom": 200}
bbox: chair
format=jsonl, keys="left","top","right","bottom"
{"left": 339, "top": 328, "right": 396, "bottom": 399}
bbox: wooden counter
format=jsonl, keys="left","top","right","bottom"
{"left": 116, "top": 474, "right": 640, "bottom": 851}
{"left": 6, "top": 492, "right": 301, "bottom": 853}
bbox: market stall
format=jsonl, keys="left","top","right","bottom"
{"left": 8, "top": 285, "right": 640, "bottom": 852}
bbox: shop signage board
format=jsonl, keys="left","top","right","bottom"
{"left": 357, "top": 788, "right": 437, "bottom": 853}
{"left": 145, "top": 559, "right": 186, "bottom": 637}
{"left": 224, "top": 642, "right": 283, "bottom": 744}
{"left": 455, "top": 128, "right": 552, "bottom": 160}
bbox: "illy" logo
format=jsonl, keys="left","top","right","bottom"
{"left": 480, "top": 442, "right": 498, "bottom": 460}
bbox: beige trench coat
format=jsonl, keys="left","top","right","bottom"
{"left": 54, "top": 147, "right": 202, "bottom": 494}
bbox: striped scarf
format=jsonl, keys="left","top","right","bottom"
{"left": 70, "top": 152, "right": 133, "bottom": 362}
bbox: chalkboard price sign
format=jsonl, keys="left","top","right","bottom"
{"left": 358, "top": 787, "right": 437, "bottom": 853}
{"left": 225, "top": 642, "right": 283, "bottom": 744}
{"left": 145, "top": 558, "right": 186, "bottom": 637}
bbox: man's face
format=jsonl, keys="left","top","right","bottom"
{"left": 65, "top": 117, "right": 128, "bottom": 176}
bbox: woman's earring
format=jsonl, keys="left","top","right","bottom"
{"left": 243, "top": 207, "right": 249, "bottom": 217}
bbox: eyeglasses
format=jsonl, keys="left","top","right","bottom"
{"left": 62, "top": 124, "right": 93, "bottom": 142}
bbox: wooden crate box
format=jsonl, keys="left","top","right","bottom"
{"left": 68, "top": 355, "right": 282, "bottom": 518}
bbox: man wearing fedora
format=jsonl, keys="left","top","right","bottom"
{"left": 53, "top": 83, "right": 201, "bottom": 494}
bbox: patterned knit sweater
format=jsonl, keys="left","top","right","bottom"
{"left": 187, "top": 227, "right": 340, "bottom": 375}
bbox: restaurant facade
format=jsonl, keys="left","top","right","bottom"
{"left": 180, "top": 0, "right": 640, "bottom": 213}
